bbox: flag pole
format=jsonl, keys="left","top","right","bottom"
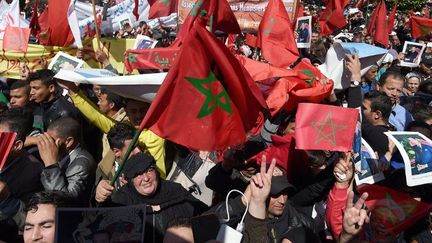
{"left": 91, "top": 0, "right": 101, "bottom": 49}
{"left": 110, "top": 129, "right": 142, "bottom": 186}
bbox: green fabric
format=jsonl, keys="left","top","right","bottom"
{"left": 0, "top": 92, "right": 8, "bottom": 105}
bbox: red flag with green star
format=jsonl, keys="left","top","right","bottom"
{"left": 411, "top": 16, "right": 432, "bottom": 38}
{"left": 295, "top": 103, "right": 358, "bottom": 151}
{"left": 358, "top": 184, "right": 432, "bottom": 240}
{"left": 318, "top": 0, "right": 348, "bottom": 36}
{"left": 148, "top": 0, "right": 178, "bottom": 19}
{"left": 140, "top": 19, "right": 266, "bottom": 151}
{"left": 257, "top": 0, "right": 299, "bottom": 68}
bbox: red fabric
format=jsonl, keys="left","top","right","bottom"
{"left": 133, "top": 0, "right": 139, "bottom": 20}
{"left": 124, "top": 47, "right": 180, "bottom": 72}
{"left": 355, "top": 0, "right": 366, "bottom": 9}
{"left": 411, "top": 16, "right": 432, "bottom": 38}
{"left": 29, "top": 1, "right": 40, "bottom": 36}
{"left": 318, "top": 0, "right": 348, "bottom": 36}
{"left": 358, "top": 184, "right": 432, "bottom": 240}
{"left": 295, "top": 3, "right": 304, "bottom": 21}
{"left": 226, "top": 34, "right": 237, "bottom": 53}
{"left": 237, "top": 57, "right": 333, "bottom": 115}
{"left": 177, "top": 0, "right": 241, "bottom": 41}
{"left": 140, "top": 20, "right": 267, "bottom": 150}
{"left": 387, "top": 2, "right": 397, "bottom": 34}
{"left": 257, "top": 0, "right": 299, "bottom": 68}
{"left": 38, "top": 0, "right": 74, "bottom": 47}
{"left": 295, "top": 103, "right": 358, "bottom": 151}
{"left": 372, "top": 0, "right": 389, "bottom": 48}
{"left": 249, "top": 134, "right": 292, "bottom": 172}
{"left": 245, "top": 34, "right": 257, "bottom": 48}
{"left": 148, "top": 0, "right": 178, "bottom": 19}
{"left": 236, "top": 55, "right": 308, "bottom": 82}
{"left": 0, "top": 132, "right": 17, "bottom": 171}
{"left": 3, "top": 26, "right": 30, "bottom": 52}
{"left": 325, "top": 184, "right": 349, "bottom": 239}
{"left": 367, "top": 1, "right": 379, "bottom": 34}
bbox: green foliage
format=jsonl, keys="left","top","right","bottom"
{"left": 386, "top": 0, "right": 428, "bottom": 11}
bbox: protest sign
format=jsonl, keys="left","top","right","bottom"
{"left": 177, "top": 0, "right": 298, "bottom": 32}
{"left": 355, "top": 138, "right": 385, "bottom": 185}
{"left": 386, "top": 131, "right": 432, "bottom": 187}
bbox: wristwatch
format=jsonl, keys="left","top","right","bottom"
{"left": 350, "top": 80, "right": 360, "bottom": 87}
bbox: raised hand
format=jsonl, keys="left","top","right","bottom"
{"left": 346, "top": 54, "right": 361, "bottom": 82}
{"left": 36, "top": 133, "right": 60, "bottom": 167}
{"left": 334, "top": 152, "right": 354, "bottom": 188}
{"left": 248, "top": 155, "right": 276, "bottom": 219}
{"left": 340, "top": 191, "right": 369, "bottom": 242}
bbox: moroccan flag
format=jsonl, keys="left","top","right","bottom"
{"left": 388, "top": 2, "right": 397, "bottom": 34}
{"left": 148, "top": 0, "right": 178, "bottom": 19}
{"left": 140, "top": 19, "right": 267, "bottom": 151}
{"left": 249, "top": 134, "right": 293, "bottom": 172}
{"left": 411, "top": 16, "right": 432, "bottom": 38}
{"left": 38, "top": 0, "right": 75, "bottom": 47}
{"left": 295, "top": 103, "right": 358, "bottom": 151}
{"left": 373, "top": 0, "right": 389, "bottom": 48}
{"left": 0, "top": 132, "right": 16, "bottom": 171}
{"left": 177, "top": 0, "right": 241, "bottom": 41}
{"left": 358, "top": 184, "right": 432, "bottom": 240}
{"left": 257, "top": 0, "right": 299, "bottom": 68}
{"left": 29, "top": 1, "right": 40, "bottom": 36}
{"left": 124, "top": 47, "right": 180, "bottom": 72}
{"left": 245, "top": 34, "right": 257, "bottom": 48}
{"left": 3, "top": 25, "right": 30, "bottom": 52}
{"left": 318, "top": 0, "right": 348, "bottom": 36}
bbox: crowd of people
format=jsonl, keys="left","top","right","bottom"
{"left": 0, "top": 0, "right": 432, "bottom": 242}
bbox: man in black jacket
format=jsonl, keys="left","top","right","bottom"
{"left": 27, "top": 69, "right": 81, "bottom": 132}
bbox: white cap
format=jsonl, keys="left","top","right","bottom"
{"left": 427, "top": 42, "right": 432, "bottom": 48}
{"left": 390, "top": 31, "right": 397, "bottom": 36}
{"left": 415, "top": 12, "right": 421, "bottom": 15}
{"left": 382, "top": 53, "right": 394, "bottom": 63}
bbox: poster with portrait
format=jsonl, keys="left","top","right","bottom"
{"left": 401, "top": 41, "right": 426, "bottom": 67}
{"left": 118, "top": 16, "right": 133, "bottom": 30}
{"left": 354, "top": 138, "right": 385, "bottom": 185}
{"left": 48, "top": 52, "right": 84, "bottom": 74}
{"left": 56, "top": 205, "right": 146, "bottom": 243}
{"left": 386, "top": 132, "right": 432, "bottom": 187}
{"left": 295, "top": 16, "right": 312, "bottom": 48}
{"left": 133, "top": 35, "right": 158, "bottom": 50}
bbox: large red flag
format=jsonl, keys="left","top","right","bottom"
{"left": 358, "top": 184, "right": 432, "bottom": 240}
{"left": 257, "top": 0, "right": 299, "bottom": 68}
{"left": 295, "top": 103, "right": 358, "bottom": 151}
{"left": 0, "top": 132, "right": 16, "bottom": 171}
{"left": 124, "top": 47, "right": 180, "bottom": 72}
{"left": 318, "top": 0, "right": 348, "bottom": 36}
{"left": 245, "top": 34, "right": 257, "bottom": 48}
{"left": 133, "top": 0, "right": 139, "bottom": 20}
{"left": 3, "top": 25, "right": 30, "bottom": 52}
{"left": 29, "top": 1, "right": 40, "bottom": 37}
{"left": 140, "top": 19, "right": 267, "bottom": 151}
{"left": 148, "top": 0, "right": 178, "bottom": 19}
{"left": 38, "top": 0, "right": 75, "bottom": 47}
{"left": 411, "top": 16, "right": 432, "bottom": 38}
{"left": 373, "top": 0, "right": 389, "bottom": 48}
{"left": 387, "top": 2, "right": 397, "bottom": 34}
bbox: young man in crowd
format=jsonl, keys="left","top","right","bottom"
{"left": 9, "top": 80, "right": 31, "bottom": 109}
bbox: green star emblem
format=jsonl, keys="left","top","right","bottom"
{"left": 301, "top": 69, "right": 316, "bottom": 84}
{"left": 419, "top": 25, "right": 432, "bottom": 36}
{"left": 311, "top": 111, "right": 346, "bottom": 145}
{"left": 190, "top": 0, "right": 204, "bottom": 16}
{"left": 128, "top": 53, "right": 138, "bottom": 64}
{"left": 326, "top": 9, "right": 333, "bottom": 21}
{"left": 264, "top": 17, "right": 275, "bottom": 35}
{"left": 159, "top": 0, "right": 170, "bottom": 4}
{"left": 185, "top": 70, "right": 233, "bottom": 118}
{"left": 373, "top": 193, "right": 416, "bottom": 226}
